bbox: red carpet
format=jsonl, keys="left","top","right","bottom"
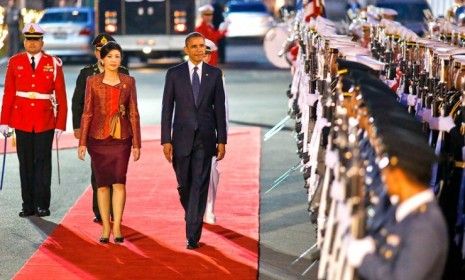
{"left": 13, "top": 126, "right": 260, "bottom": 280}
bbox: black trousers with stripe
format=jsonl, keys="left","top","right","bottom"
{"left": 15, "top": 129, "right": 54, "bottom": 211}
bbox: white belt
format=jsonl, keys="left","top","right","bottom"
{"left": 16, "top": 91, "right": 51, "bottom": 100}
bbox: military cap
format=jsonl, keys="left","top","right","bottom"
{"left": 22, "top": 23, "right": 44, "bottom": 39}
{"left": 199, "top": 4, "right": 214, "bottom": 15}
{"left": 205, "top": 38, "right": 217, "bottom": 53}
{"left": 381, "top": 8, "right": 398, "bottom": 17}
{"left": 349, "top": 55, "right": 385, "bottom": 72}
{"left": 358, "top": 77, "right": 396, "bottom": 98}
{"left": 92, "top": 33, "right": 116, "bottom": 49}
{"left": 337, "top": 58, "right": 379, "bottom": 76}
{"left": 379, "top": 128, "right": 437, "bottom": 186}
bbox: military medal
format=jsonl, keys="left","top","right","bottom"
{"left": 43, "top": 64, "right": 54, "bottom": 72}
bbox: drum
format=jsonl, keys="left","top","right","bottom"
{"left": 263, "top": 23, "right": 291, "bottom": 69}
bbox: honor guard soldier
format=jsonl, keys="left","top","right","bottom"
{"left": 202, "top": 39, "right": 229, "bottom": 224}
{"left": 195, "top": 4, "right": 227, "bottom": 66}
{"left": 0, "top": 23, "right": 68, "bottom": 217}
{"left": 346, "top": 123, "right": 448, "bottom": 280}
{"left": 71, "top": 33, "right": 129, "bottom": 223}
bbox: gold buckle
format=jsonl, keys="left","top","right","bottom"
{"left": 28, "top": 92, "right": 36, "bottom": 99}
{"left": 455, "top": 161, "right": 465, "bottom": 169}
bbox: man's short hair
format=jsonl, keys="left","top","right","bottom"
{"left": 185, "top": 32, "right": 205, "bottom": 47}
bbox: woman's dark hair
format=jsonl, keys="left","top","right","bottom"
{"left": 100, "top": 41, "right": 123, "bottom": 59}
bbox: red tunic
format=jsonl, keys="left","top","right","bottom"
{"left": 305, "top": 0, "right": 325, "bottom": 22}
{"left": 0, "top": 52, "right": 67, "bottom": 132}
{"left": 195, "top": 21, "right": 226, "bottom": 66}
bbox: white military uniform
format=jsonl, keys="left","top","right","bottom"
{"left": 204, "top": 39, "right": 228, "bottom": 224}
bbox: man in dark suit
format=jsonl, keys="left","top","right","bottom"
{"left": 71, "top": 33, "right": 129, "bottom": 223}
{"left": 161, "top": 32, "right": 227, "bottom": 250}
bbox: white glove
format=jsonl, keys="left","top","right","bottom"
{"left": 0, "top": 125, "right": 9, "bottom": 136}
{"left": 346, "top": 236, "right": 375, "bottom": 268}
{"left": 421, "top": 108, "right": 432, "bottom": 123}
{"left": 219, "top": 20, "right": 230, "bottom": 31}
{"left": 429, "top": 116, "right": 455, "bottom": 132}
{"left": 55, "top": 129, "right": 63, "bottom": 138}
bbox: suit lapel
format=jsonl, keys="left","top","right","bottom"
{"left": 182, "top": 62, "right": 196, "bottom": 107}
{"left": 197, "top": 63, "right": 209, "bottom": 107}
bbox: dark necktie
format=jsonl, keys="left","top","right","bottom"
{"left": 31, "top": 56, "right": 35, "bottom": 71}
{"left": 192, "top": 66, "right": 200, "bottom": 106}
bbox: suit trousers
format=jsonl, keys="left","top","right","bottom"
{"left": 173, "top": 131, "right": 212, "bottom": 243}
{"left": 15, "top": 129, "right": 54, "bottom": 211}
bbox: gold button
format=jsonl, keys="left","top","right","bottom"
{"left": 31, "top": 103, "right": 35, "bottom": 106}
{"left": 31, "top": 84, "right": 35, "bottom": 87}
{"left": 32, "top": 74, "right": 35, "bottom": 78}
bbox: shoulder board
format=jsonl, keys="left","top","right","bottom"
{"left": 83, "top": 64, "right": 94, "bottom": 69}
{"left": 9, "top": 52, "right": 26, "bottom": 61}
{"left": 52, "top": 56, "right": 63, "bottom": 67}
{"left": 119, "top": 65, "right": 128, "bottom": 70}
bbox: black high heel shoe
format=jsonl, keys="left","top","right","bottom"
{"left": 99, "top": 237, "right": 110, "bottom": 244}
{"left": 114, "top": 236, "right": 124, "bottom": 243}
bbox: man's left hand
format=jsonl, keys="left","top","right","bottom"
{"left": 216, "top": 143, "right": 226, "bottom": 161}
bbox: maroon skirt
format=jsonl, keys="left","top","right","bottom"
{"left": 87, "top": 137, "right": 132, "bottom": 187}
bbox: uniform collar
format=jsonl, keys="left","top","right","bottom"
{"left": 26, "top": 51, "right": 42, "bottom": 61}
{"left": 395, "top": 189, "right": 434, "bottom": 222}
{"left": 94, "top": 61, "right": 104, "bottom": 73}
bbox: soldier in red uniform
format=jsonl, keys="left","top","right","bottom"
{"left": 195, "top": 4, "right": 227, "bottom": 66}
{"left": 0, "top": 23, "right": 68, "bottom": 218}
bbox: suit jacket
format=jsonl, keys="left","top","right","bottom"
{"left": 161, "top": 61, "right": 226, "bottom": 157}
{"left": 79, "top": 73, "right": 141, "bottom": 148}
{"left": 71, "top": 63, "right": 129, "bottom": 129}
{"left": 0, "top": 51, "right": 67, "bottom": 132}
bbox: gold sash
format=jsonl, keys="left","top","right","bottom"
{"left": 109, "top": 104, "right": 126, "bottom": 139}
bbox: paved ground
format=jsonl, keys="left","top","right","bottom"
{"left": 0, "top": 38, "right": 315, "bottom": 279}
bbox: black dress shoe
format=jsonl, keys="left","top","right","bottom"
{"left": 114, "top": 236, "right": 124, "bottom": 243}
{"left": 36, "top": 208, "right": 50, "bottom": 217}
{"left": 99, "top": 237, "right": 109, "bottom": 244}
{"left": 19, "top": 210, "right": 35, "bottom": 218}
{"left": 186, "top": 241, "right": 199, "bottom": 250}
{"left": 93, "top": 216, "right": 102, "bottom": 223}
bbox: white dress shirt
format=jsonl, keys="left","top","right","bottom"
{"left": 188, "top": 60, "right": 203, "bottom": 84}
{"left": 26, "top": 52, "right": 42, "bottom": 67}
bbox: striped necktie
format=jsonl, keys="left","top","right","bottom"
{"left": 192, "top": 66, "right": 200, "bottom": 106}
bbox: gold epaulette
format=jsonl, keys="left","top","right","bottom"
{"left": 449, "top": 100, "right": 461, "bottom": 117}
